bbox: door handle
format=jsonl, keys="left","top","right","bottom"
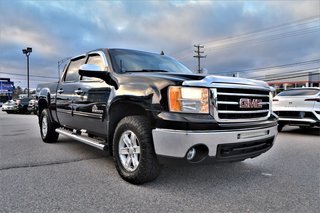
{"left": 57, "top": 89, "right": 64, "bottom": 94}
{"left": 74, "top": 89, "right": 84, "bottom": 95}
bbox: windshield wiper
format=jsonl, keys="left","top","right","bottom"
{"left": 125, "top": 69, "right": 169, "bottom": 73}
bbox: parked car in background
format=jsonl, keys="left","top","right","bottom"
{"left": 0, "top": 101, "right": 3, "bottom": 107}
{"left": 27, "top": 99, "right": 38, "bottom": 114}
{"left": 1, "top": 98, "right": 32, "bottom": 114}
{"left": 2, "top": 100, "right": 18, "bottom": 113}
{"left": 16, "top": 98, "right": 32, "bottom": 114}
{"left": 273, "top": 87, "right": 320, "bottom": 131}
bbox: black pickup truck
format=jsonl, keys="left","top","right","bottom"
{"left": 37, "top": 48, "right": 278, "bottom": 184}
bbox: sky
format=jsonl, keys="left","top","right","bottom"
{"left": 0, "top": 0, "right": 319, "bottom": 89}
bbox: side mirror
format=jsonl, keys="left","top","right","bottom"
{"left": 79, "top": 64, "right": 109, "bottom": 79}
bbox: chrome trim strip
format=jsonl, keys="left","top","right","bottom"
{"left": 210, "top": 88, "right": 271, "bottom": 123}
{"left": 55, "top": 128, "right": 106, "bottom": 150}
{"left": 73, "top": 111, "right": 103, "bottom": 119}
{"left": 217, "top": 101, "right": 238, "bottom": 105}
{"left": 210, "top": 83, "right": 270, "bottom": 91}
{"left": 217, "top": 101, "right": 269, "bottom": 105}
{"left": 218, "top": 110, "right": 269, "bottom": 114}
{"left": 278, "top": 118, "right": 317, "bottom": 123}
{"left": 217, "top": 92, "right": 269, "bottom": 97}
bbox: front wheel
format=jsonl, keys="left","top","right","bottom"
{"left": 113, "top": 116, "right": 160, "bottom": 184}
{"left": 278, "top": 123, "right": 285, "bottom": 132}
{"left": 40, "top": 108, "right": 59, "bottom": 143}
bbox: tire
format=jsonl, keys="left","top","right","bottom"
{"left": 40, "top": 108, "right": 59, "bottom": 143}
{"left": 113, "top": 116, "right": 160, "bottom": 184}
{"left": 299, "top": 126, "right": 311, "bottom": 129}
{"left": 278, "top": 123, "right": 285, "bottom": 132}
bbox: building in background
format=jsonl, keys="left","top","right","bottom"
{"left": 267, "top": 71, "right": 320, "bottom": 94}
{"left": 0, "top": 78, "right": 15, "bottom": 103}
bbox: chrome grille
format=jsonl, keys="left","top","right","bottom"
{"left": 211, "top": 87, "right": 271, "bottom": 122}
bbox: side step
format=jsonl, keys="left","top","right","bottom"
{"left": 55, "top": 128, "right": 107, "bottom": 151}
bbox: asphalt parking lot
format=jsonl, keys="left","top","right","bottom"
{"left": 0, "top": 110, "right": 319, "bottom": 213}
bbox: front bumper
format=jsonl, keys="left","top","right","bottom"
{"left": 2, "top": 106, "right": 17, "bottom": 111}
{"left": 152, "top": 125, "right": 277, "bottom": 160}
{"left": 274, "top": 110, "right": 320, "bottom": 126}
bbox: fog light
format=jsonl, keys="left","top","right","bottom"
{"left": 186, "top": 148, "right": 196, "bottom": 160}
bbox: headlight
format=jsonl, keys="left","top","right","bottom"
{"left": 168, "top": 86, "right": 209, "bottom": 114}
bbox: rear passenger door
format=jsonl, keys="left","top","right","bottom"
{"left": 56, "top": 55, "right": 86, "bottom": 128}
{"left": 72, "top": 51, "right": 112, "bottom": 136}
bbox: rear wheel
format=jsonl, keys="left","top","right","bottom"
{"left": 113, "top": 116, "right": 160, "bottom": 184}
{"left": 40, "top": 108, "right": 59, "bottom": 143}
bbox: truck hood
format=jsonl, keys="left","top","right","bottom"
{"left": 126, "top": 72, "right": 270, "bottom": 89}
{"left": 183, "top": 75, "right": 270, "bottom": 88}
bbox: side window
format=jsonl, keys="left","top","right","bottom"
{"left": 81, "top": 54, "right": 107, "bottom": 81}
{"left": 64, "top": 57, "right": 85, "bottom": 82}
{"left": 87, "top": 54, "right": 105, "bottom": 70}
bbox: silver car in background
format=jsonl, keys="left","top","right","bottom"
{"left": 273, "top": 87, "right": 320, "bottom": 131}
{"left": 1, "top": 100, "right": 18, "bottom": 114}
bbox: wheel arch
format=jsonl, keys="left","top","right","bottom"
{"left": 107, "top": 100, "right": 155, "bottom": 156}
{"left": 37, "top": 99, "right": 48, "bottom": 123}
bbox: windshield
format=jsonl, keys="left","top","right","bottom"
{"left": 109, "top": 49, "right": 193, "bottom": 74}
{"left": 277, "top": 89, "right": 320, "bottom": 96}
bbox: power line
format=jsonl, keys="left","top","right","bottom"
{"left": 212, "top": 58, "right": 320, "bottom": 75}
{"left": 177, "top": 26, "right": 319, "bottom": 60}
{"left": 0, "top": 71, "right": 58, "bottom": 79}
{"left": 174, "top": 16, "right": 320, "bottom": 60}
{"left": 202, "top": 16, "right": 319, "bottom": 47}
{"left": 205, "top": 26, "right": 320, "bottom": 53}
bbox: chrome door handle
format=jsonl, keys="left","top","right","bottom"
{"left": 74, "top": 89, "right": 84, "bottom": 95}
{"left": 57, "top": 89, "right": 64, "bottom": 94}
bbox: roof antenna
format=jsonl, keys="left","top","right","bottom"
{"left": 160, "top": 51, "right": 164, "bottom": 55}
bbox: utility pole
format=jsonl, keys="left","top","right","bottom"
{"left": 193, "top": 44, "right": 206, "bottom": 73}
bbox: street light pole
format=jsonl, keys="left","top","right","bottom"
{"left": 22, "top": 47, "right": 32, "bottom": 98}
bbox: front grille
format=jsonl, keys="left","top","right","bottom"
{"left": 212, "top": 87, "right": 270, "bottom": 122}
{"left": 216, "top": 137, "right": 274, "bottom": 159}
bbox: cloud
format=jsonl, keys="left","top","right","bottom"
{"left": 0, "top": 0, "right": 319, "bottom": 89}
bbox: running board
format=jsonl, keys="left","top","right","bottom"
{"left": 55, "top": 128, "right": 107, "bottom": 151}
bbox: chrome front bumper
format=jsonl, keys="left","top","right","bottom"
{"left": 152, "top": 125, "right": 278, "bottom": 158}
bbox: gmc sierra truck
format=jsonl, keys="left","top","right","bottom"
{"left": 37, "top": 48, "right": 278, "bottom": 184}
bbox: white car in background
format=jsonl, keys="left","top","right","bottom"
{"left": 273, "top": 87, "right": 320, "bottom": 131}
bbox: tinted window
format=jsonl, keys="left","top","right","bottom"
{"left": 278, "top": 89, "right": 320, "bottom": 96}
{"left": 109, "top": 49, "right": 193, "bottom": 74}
{"left": 20, "top": 98, "right": 31, "bottom": 104}
{"left": 81, "top": 54, "right": 106, "bottom": 81}
{"left": 65, "top": 57, "right": 86, "bottom": 82}
{"left": 87, "top": 54, "right": 105, "bottom": 70}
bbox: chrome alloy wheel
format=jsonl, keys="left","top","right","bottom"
{"left": 118, "top": 130, "right": 141, "bottom": 172}
{"left": 41, "top": 115, "right": 48, "bottom": 137}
